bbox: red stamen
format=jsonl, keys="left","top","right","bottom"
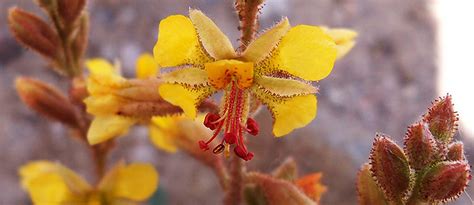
{"left": 199, "top": 80, "right": 259, "bottom": 161}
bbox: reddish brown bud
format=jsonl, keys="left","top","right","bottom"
{"left": 418, "top": 161, "right": 471, "bottom": 203}
{"left": 423, "top": 95, "right": 458, "bottom": 143}
{"left": 404, "top": 122, "right": 438, "bottom": 170}
{"left": 8, "top": 7, "right": 61, "bottom": 62}
{"left": 245, "top": 172, "right": 315, "bottom": 205}
{"left": 33, "top": 0, "right": 57, "bottom": 9}
{"left": 447, "top": 142, "right": 465, "bottom": 161}
{"left": 71, "top": 13, "right": 89, "bottom": 71}
{"left": 357, "top": 163, "right": 389, "bottom": 205}
{"left": 369, "top": 134, "right": 411, "bottom": 201}
{"left": 57, "top": 0, "right": 86, "bottom": 24}
{"left": 15, "top": 77, "right": 78, "bottom": 127}
{"left": 271, "top": 157, "right": 297, "bottom": 181}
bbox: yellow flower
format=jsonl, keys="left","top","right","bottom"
{"left": 154, "top": 9, "right": 340, "bottom": 160}
{"left": 19, "top": 161, "right": 159, "bottom": 205}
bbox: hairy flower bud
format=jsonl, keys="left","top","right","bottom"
{"left": 423, "top": 95, "right": 458, "bottom": 143}
{"left": 357, "top": 163, "right": 389, "bottom": 205}
{"left": 369, "top": 134, "right": 411, "bottom": 201}
{"left": 418, "top": 161, "right": 471, "bottom": 203}
{"left": 245, "top": 172, "right": 315, "bottom": 205}
{"left": 404, "top": 122, "right": 437, "bottom": 170}
{"left": 15, "top": 77, "right": 78, "bottom": 127}
{"left": 447, "top": 142, "right": 465, "bottom": 161}
{"left": 8, "top": 7, "right": 61, "bottom": 63}
{"left": 271, "top": 157, "right": 297, "bottom": 181}
{"left": 57, "top": 0, "right": 86, "bottom": 24}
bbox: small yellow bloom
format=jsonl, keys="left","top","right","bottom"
{"left": 19, "top": 161, "right": 159, "bottom": 205}
{"left": 154, "top": 9, "right": 347, "bottom": 160}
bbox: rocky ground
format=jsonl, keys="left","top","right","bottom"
{"left": 1, "top": 0, "right": 472, "bottom": 204}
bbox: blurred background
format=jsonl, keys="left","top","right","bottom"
{"left": 1, "top": 0, "right": 473, "bottom": 204}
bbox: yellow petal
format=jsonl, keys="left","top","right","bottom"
{"left": 87, "top": 116, "right": 136, "bottom": 145}
{"left": 84, "top": 95, "right": 124, "bottom": 116}
{"left": 242, "top": 18, "right": 290, "bottom": 63}
{"left": 136, "top": 53, "right": 159, "bottom": 78}
{"left": 158, "top": 84, "right": 214, "bottom": 118}
{"left": 189, "top": 9, "right": 236, "bottom": 60}
{"left": 162, "top": 67, "right": 209, "bottom": 86}
{"left": 322, "top": 27, "right": 357, "bottom": 59}
{"left": 149, "top": 117, "right": 179, "bottom": 153}
{"left": 86, "top": 58, "right": 126, "bottom": 95}
{"left": 205, "top": 59, "right": 254, "bottom": 89}
{"left": 86, "top": 58, "right": 117, "bottom": 77}
{"left": 254, "top": 76, "right": 317, "bottom": 97}
{"left": 253, "top": 87, "right": 318, "bottom": 136}
{"left": 19, "top": 161, "right": 91, "bottom": 205}
{"left": 260, "top": 25, "right": 337, "bottom": 81}
{"left": 153, "top": 15, "right": 211, "bottom": 67}
{"left": 115, "top": 163, "right": 159, "bottom": 200}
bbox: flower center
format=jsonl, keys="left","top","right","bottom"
{"left": 198, "top": 69, "right": 259, "bottom": 161}
{"left": 205, "top": 59, "right": 254, "bottom": 89}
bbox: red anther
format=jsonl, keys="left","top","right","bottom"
{"left": 246, "top": 118, "right": 259, "bottom": 136}
{"left": 198, "top": 140, "right": 209, "bottom": 151}
{"left": 234, "top": 145, "right": 254, "bottom": 161}
{"left": 204, "top": 113, "right": 220, "bottom": 130}
{"left": 245, "top": 152, "right": 254, "bottom": 161}
{"left": 224, "top": 133, "right": 237, "bottom": 144}
{"left": 234, "top": 146, "right": 247, "bottom": 160}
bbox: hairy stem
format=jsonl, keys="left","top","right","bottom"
{"left": 224, "top": 156, "right": 245, "bottom": 205}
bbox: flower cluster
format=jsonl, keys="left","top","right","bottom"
{"left": 357, "top": 95, "right": 471, "bottom": 204}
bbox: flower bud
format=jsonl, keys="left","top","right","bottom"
{"left": 245, "top": 172, "right": 314, "bottom": 205}
{"left": 57, "top": 0, "right": 86, "bottom": 24}
{"left": 447, "top": 141, "right": 465, "bottom": 161}
{"left": 71, "top": 13, "right": 89, "bottom": 70}
{"left": 271, "top": 157, "right": 297, "bottom": 181}
{"left": 418, "top": 161, "right": 471, "bottom": 203}
{"left": 369, "top": 134, "right": 411, "bottom": 201}
{"left": 8, "top": 7, "right": 62, "bottom": 63}
{"left": 423, "top": 95, "right": 458, "bottom": 143}
{"left": 15, "top": 77, "right": 78, "bottom": 127}
{"left": 357, "top": 163, "right": 389, "bottom": 205}
{"left": 404, "top": 122, "right": 437, "bottom": 170}
{"left": 33, "top": 0, "right": 57, "bottom": 9}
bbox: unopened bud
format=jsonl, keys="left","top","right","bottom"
{"left": 71, "top": 13, "right": 89, "bottom": 71}
{"left": 245, "top": 172, "right": 314, "bottom": 205}
{"left": 357, "top": 163, "right": 389, "bottom": 205}
{"left": 57, "top": 0, "right": 86, "bottom": 24}
{"left": 404, "top": 122, "right": 437, "bottom": 170}
{"left": 271, "top": 157, "right": 297, "bottom": 181}
{"left": 369, "top": 134, "right": 411, "bottom": 201}
{"left": 447, "top": 142, "right": 465, "bottom": 161}
{"left": 15, "top": 77, "right": 78, "bottom": 127}
{"left": 33, "top": 0, "right": 57, "bottom": 9}
{"left": 418, "top": 161, "right": 471, "bottom": 203}
{"left": 423, "top": 95, "right": 458, "bottom": 143}
{"left": 8, "top": 7, "right": 61, "bottom": 62}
